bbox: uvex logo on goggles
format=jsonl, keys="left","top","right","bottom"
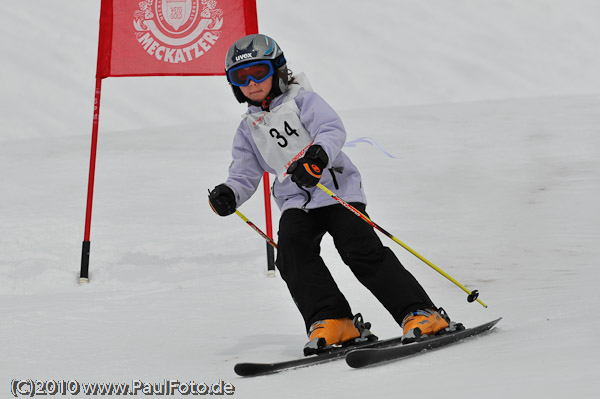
{"left": 228, "top": 60, "right": 274, "bottom": 87}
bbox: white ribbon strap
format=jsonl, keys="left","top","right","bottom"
{"left": 344, "top": 137, "right": 399, "bottom": 159}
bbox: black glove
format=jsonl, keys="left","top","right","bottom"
{"left": 208, "top": 184, "right": 236, "bottom": 216}
{"left": 287, "top": 145, "right": 329, "bottom": 188}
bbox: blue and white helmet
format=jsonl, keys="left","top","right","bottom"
{"left": 225, "top": 34, "right": 288, "bottom": 103}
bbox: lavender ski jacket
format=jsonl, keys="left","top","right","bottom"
{"left": 224, "top": 76, "right": 367, "bottom": 213}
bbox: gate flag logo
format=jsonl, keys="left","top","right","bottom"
{"left": 162, "top": 0, "right": 192, "bottom": 31}
{"left": 133, "top": 0, "right": 222, "bottom": 65}
{"left": 96, "top": 0, "right": 258, "bottom": 78}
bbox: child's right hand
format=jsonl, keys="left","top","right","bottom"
{"left": 208, "top": 184, "right": 237, "bottom": 216}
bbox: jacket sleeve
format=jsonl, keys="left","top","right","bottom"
{"left": 224, "top": 123, "right": 265, "bottom": 207}
{"left": 295, "top": 90, "right": 347, "bottom": 166}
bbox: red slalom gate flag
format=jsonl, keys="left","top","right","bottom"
{"left": 96, "top": 0, "right": 258, "bottom": 77}
{"left": 80, "top": 0, "right": 262, "bottom": 283}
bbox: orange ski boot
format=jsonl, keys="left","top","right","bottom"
{"left": 303, "top": 314, "right": 376, "bottom": 356}
{"left": 401, "top": 308, "right": 450, "bottom": 343}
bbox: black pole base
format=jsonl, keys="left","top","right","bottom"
{"left": 266, "top": 243, "right": 276, "bottom": 277}
{"left": 80, "top": 240, "right": 91, "bottom": 283}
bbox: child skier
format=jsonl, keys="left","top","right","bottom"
{"left": 209, "top": 34, "right": 451, "bottom": 355}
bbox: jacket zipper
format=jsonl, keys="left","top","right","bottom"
{"left": 328, "top": 168, "right": 340, "bottom": 190}
{"left": 300, "top": 186, "right": 311, "bottom": 209}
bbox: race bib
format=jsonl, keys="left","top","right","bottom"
{"left": 245, "top": 85, "right": 314, "bottom": 182}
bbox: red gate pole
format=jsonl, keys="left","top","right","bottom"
{"left": 262, "top": 172, "right": 276, "bottom": 277}
{"left": 79, "top": 77, "right": 103, "bottom": 283}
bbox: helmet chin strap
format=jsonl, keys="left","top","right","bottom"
{"left": 245, "top": 94, "right": 272, "bottom": 110}
{"left": 261, "top": 95, "right": 273, "bottom": 111}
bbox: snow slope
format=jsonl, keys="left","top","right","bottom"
{"left": 2, "top": 1, "right": 600, "bottom": 398}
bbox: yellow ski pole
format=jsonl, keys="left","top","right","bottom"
{"left": 235, "top": 210, "right": 278, "bottom": 250}
{"left": 316, "top": 183, "right": 487, "bottom": 308}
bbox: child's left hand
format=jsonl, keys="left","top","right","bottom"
{"left": 287, "top": 145, "right": 328, "bottom": 188}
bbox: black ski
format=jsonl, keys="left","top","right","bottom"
{"left": 234, "top": 318, "right": 501, "bottom": 376}
{"left": 234, "top": 335, "right": 403, "bottom": 377}
{"left": 345, "top": 317, "right": 502, "bottom": 369}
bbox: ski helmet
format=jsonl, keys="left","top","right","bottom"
{"left": 225, "top": 34, "right": 288, "bottom": 104}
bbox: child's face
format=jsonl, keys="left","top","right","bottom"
{"left": 240, "top": 76, "right": 273, "bottom": 103}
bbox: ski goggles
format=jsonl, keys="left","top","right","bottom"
{"left": 227, "top": 60, "right": 275, "bottom": 87}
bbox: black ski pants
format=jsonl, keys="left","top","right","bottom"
{"left": 275, "top": 203, "right": 435, "bottom": 332}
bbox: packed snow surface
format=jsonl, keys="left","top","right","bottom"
{"left": 1, "top": 1, "right": 599, "bottom": 398}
